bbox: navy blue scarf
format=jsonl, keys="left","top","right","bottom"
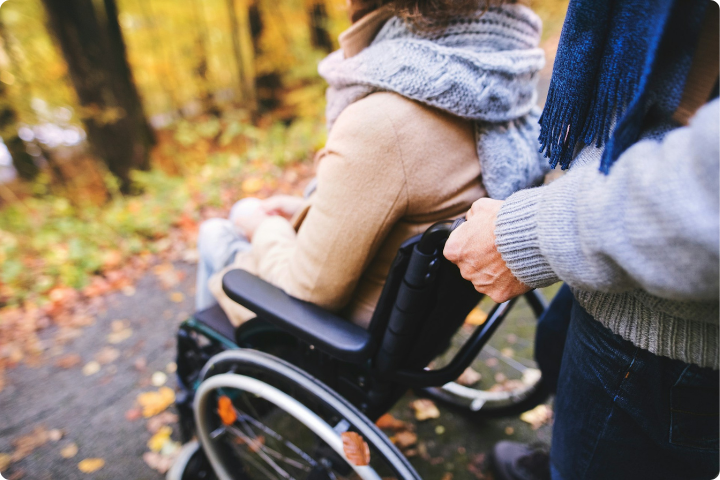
{"left": 539, "top": 0, "right": 711, "bottom": 172}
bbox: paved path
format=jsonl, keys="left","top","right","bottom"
{"left": 0, "top": 261, "right": 551, "bottom": 479}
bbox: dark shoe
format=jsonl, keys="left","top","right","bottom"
{"left": 491, "top": 441, "right": 550, "bottom": 480}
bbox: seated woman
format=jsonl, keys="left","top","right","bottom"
{"left": 197, "top": 0, "right": 547, "bottom": 328}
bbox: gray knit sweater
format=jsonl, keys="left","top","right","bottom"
{"left": 495, "top": 99, "right": 720, "bottom": 369}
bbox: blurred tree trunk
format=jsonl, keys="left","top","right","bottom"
{"left": 190, "top": 0, "right": 219, "bottom": 116}
{"left": 308, "top": 0, "right": 333, "bottom": 53}
{"left": 0, "top": 18, "right": 37, "bottom": 180}
{"left": 40, "top": 0, "right": 154, "bottom": 193}
{"left": 226, "top": 0, "right": 257, "bottom": 111}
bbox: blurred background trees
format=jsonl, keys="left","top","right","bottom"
{"left": 0, "top": 0, "right": 568, "bottom": 317}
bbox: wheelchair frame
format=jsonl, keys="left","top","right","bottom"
{"left": 174, "top": 220, "right": 547, "bottom": 478}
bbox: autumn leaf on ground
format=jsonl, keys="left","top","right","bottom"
{"left": 217, "top": 395, "right": 237, "bottom": 425}
{"left": 341, "top": 432, "right": 370, "bottom": 466}
{"left": 151, "top": 371, "right": 167, "bottom": 387}
{"left": 55, "top": 354, "right": 82, "bottom": 369}
{"left": 170, "top": 292, "right": 184, "bottom": 303}
{"left": 11, "top": 426, "right": 51, "bottom": 461}
{"left": 441, "top": 473, "right": 454, "bottom": 480}
{"left": 94, "top": 347, "right": 120, "bottom": 365}
{"left": 78, "top": 458, "right": 105, "bottom": 473}
{"left": 0, "top": 452, "right": 10, "bottom": 471}
{"left": 82, "top": 361, "right": 100, "bottom": 376}
{"left": 500, "top": 347, "right": 515, "bottom": 358}
{"left": 410, "top": 399, "right": 440, "bottom": 421}
{"left": 146, "top": 412, "right": 179, "bottom": 434}
{"left": 375, "top": 413, "right": 411, "bottom": 431}
{"left": 125, "top": 408, "right": 142, "bottom": 421}
{"left": 520, "top": 404, "right": 553, "bottom": 430}
{"left": 137, "top": 387, "right": 175, "bottom": 417}
{"left": 107, "top": 328, "right": 132, "bottom": 344}
{"left": 60, "top": 442, "right": 79, "bottom": 458}
{"left": 147, "top": 426, "right": 172, "bottom": 452}
{"left": 391, "top": 430, "right": 417, "bottom": 449}
{"left": 489, "top": 379, "right": 525, "bottom": 393}
{"left": 465, "top": 307, "right": 488, "bottom": 326}
{"left": 143, "top": 451, "right": 175, "bottom": 474}
{"left": 456, "top": 367, "right": 482, "bottom": 386}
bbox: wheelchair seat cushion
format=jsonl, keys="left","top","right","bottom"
{"left": 193, "top": 304, "right": 236, "bottom": 341}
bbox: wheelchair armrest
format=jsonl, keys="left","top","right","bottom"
{"left": 222, "top": 269, "right": 373, "bottom": 364}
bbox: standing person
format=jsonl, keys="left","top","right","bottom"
{"left": 444, "top": 0, "right": 719, "bottom": 479}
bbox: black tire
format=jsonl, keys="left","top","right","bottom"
{"left": 194, "top": 349, "right": 419, "bottom": 480}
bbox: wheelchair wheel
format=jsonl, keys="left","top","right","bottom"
{"left": 194, "top": 350, "right": 419, "bottom": 480}
{"left": 420, "top": 290, "right": 550, "bottom": 418}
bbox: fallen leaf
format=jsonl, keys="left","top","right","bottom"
{"left": 82, "top": 361, "right": 100, "bottom": 376}
{"left": 485, "top": 357, "right": 499, "bottom": 368}
{"left": 151, "top": 371, "right": 167, "bottom": 387}
{"left": 137, "top": 387, "right": 175, "bottom": 417}
{"left": 146, "top": 412, "right": 179, "bottom": 434}
{"left": 441, "top": 473, "right": 454, "bottom": 480}
{"left": 60, "top": 443, "right": 78, "bottom": 458}
{"left": 375, "top": 413, "right": 410, "bottom": 431}
{"left": 520, "top": 404, "right": 553, "bottom": 430}
{"left": 217, "top": 396, "right": 237, "bottom": 425}
{"left": 341, "top": 432, "right": 370, "bottom": 466}
{"left": 78, "top": 458, "right": 105, "bottom": 473}
{"left": 489, "top": 379, "right": 525, "bottom": 393}
{"left": 48, "top": 429, "right": 63, "bottom": 442}
{"left": 392, "top": 430, "right": 418, "bottom": 449}
{"left": 95, "top": 347, "right": 120, "bottom": 365}
{"left": 430, "top": 456, "right": 444, "bottom": 465}
{"left": 456, "top": 367, "right": 482, "bottom": 386}
{"left": 170, "top": 292, "right": 184, "bottom": 303}
{"left": 506, "top": 333, "right": 518, "bottom": 344}
{"left": 500, "top": 347, "right": 515, "bottom": 358}
{"left": 134, "top": 357, "right": 147, "bottom": 371}
{"left": 411, "top": 399, "right": 440, "bottom": 421}
{"left": 494, "top": 373, "right": 507, "bottom": 384}
{"left": 403, "top": 448, "right": 418, "bottom": 457}
{"left": 143, "top": 451, "right": 174, "bottom": 474}
{"left": 55, "top": 354, "right": 82, "bottom": 369}
{"left": 147, "top": 426, "right": 172, "bottom": 452}
{"left": 504, "top": 426, "right": 514, "bottom": 435}
{"left": 0, "top": 452, "right": 10, "bottom": 470}
{"left": 434, "top": 425, "right": 445, "bottom": 435}
{"left": 465, "top": 307, "right": 488, "bottom": 326}
{"left": 11, "top": 426, "right": 50, "bottom": 461}
{"left": 121, "top": 286, "right": 136, "bottom": 297}
{"left": 165, "top": 362, "right": 177, "bottom": 374}
{"left": 111, "top": 319, "right": 128, "bottom": 332}
{"left": 125, "top": 408, "right": 142, "bottom": 421}
{"left": 248, "top": 435, "right": 265, "bottom": 453}
{"left": 107, "top": 328, "right": 132, "bottom": 344}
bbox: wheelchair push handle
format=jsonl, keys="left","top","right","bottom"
{"left": 416, "top": 216, "right": 466, "bottom": 256}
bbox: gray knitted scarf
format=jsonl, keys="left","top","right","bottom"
{"left": 319, "top": 5, "right": 549, "bottom": 199}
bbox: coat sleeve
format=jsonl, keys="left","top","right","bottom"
{"left": 494, "top": 99, "right": 720, "bottom": 302}
{"left": 250, "top": 98, "right": 409, "bottom": 311}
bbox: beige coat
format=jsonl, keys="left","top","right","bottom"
{"left": 209, "top": 12, "right": 487, "bottom": 328}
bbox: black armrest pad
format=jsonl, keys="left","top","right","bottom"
{"left": 222, "top": 269, "right": 373, "bottom": 364}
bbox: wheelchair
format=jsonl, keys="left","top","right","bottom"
{"left": 169, "top": 219, "right": 549, "bottom": 480}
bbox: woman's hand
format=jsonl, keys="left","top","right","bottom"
{"left": 234, "top": 209, "right": 269, "bottom": 241}
{"left": 443, "top": 198, "right": 531, "bottom": 303}
{"left": 260, "top": 195, "right": 305, "bottom": 221}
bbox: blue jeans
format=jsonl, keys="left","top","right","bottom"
{"left": 551, "top": 300, "right": 719, "bottom": 480}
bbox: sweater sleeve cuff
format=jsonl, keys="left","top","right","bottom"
{"left": 494, "top": 187, "right": 560, "bottom": 289}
